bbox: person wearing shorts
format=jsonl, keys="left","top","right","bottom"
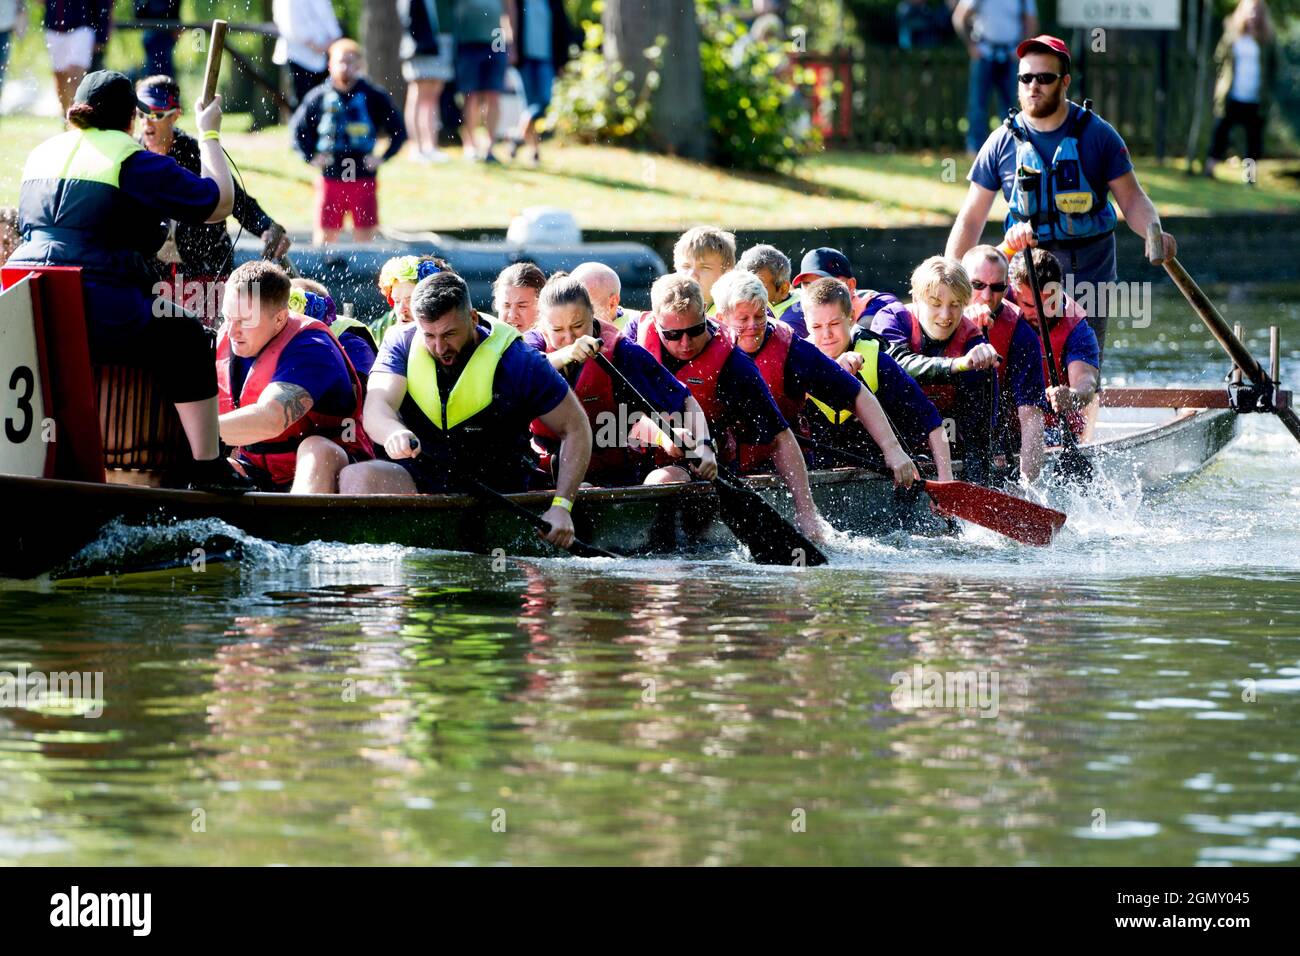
{"left": 43, "top": 0, "right": 95, "bottom": 115}
{"left": 291, "top": 39, "right": 407, "bottom": 245}
{"left": 400, "top": 0, "right": 455, "bottom": 163}
{"left": 506, "top": 0, "right": 574, "bottom": 166}
{"left": 453, "top": 0, "right": 508, "bottom": 163}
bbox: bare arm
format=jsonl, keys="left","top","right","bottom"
{"left": 534, "top": 391, "right": 593, "bottom": 548}
{"left": 1109, "top": 170, "right": 1177, "bottom": 260}
{"left": 852, "top": 386, "right": 917, "bottom": 487}
{"left": 362, "top": 371, "right": 417, "bottom": 456}
{"left": 194, "top": 96, "right": 235, "bottom": 223}
{"left": 1016, "top": 405, "right": 1045, "bottom": 482}
{"left": 771, "top": 429, "right": 829, "bottom": 544}
{"left": 219, "top": 382, "right": 313, "bottom": 446}
{"left": 951, "top": 0, "right": 974, "bottom": 40}
{"left": 926, "top": 425, "right": 954, "bottom": 482}
{"left": 945, "top": 181, "right": 999, "bottom": 261}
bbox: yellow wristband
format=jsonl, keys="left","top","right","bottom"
{"left": 551, "top": 496, "right": 573, "bottom": 513}
{"left": 202, "top": 130, "right": 221, "bottom": 141}
{"left": 997, "top": 241, "right": 1015, "bottom": 259}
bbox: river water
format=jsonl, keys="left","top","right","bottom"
{"left": 2, "top": 289, "right": 1298, "bottom": 866}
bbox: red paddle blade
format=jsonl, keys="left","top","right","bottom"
{"left": 923, "top": 481, "right": 1067, "bottom": 546}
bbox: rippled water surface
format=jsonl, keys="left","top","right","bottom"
{"left": 1, "top": 290, "right": 1298, "bottom": 865}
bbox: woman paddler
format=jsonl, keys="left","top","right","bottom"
{"left": 7, "top": 70, "right": 251, "bottom": 491}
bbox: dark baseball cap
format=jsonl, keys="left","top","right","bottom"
{"left": 73, "top": 70, "right": 148, "bottom": 119}
{"left": 1016, "top": 35, "right": 1072, "bottom": 72}
{"left": 792, "top": 248, "right": 853, "bottom": 287}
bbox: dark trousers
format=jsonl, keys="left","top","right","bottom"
{"left": 290, "top": 63, "right": 327, "bottom": 106}
{"left": 944, "top": 369, "right": 998, "bottom": 484}
{"left": 142, "top": 29, "right": 178, "bottom": 78}
{"left": 1209, "top": 98, "right": 1264, "bottom": 162}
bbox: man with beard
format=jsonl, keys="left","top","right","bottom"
{"left": 945, "top": 34, "right": 1175, "bottom": 367}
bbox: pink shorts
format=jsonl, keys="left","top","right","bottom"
{"left": 316, "top": 176, "right": 379, "bottom": 231}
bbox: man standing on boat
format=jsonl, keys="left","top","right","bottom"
{"left": 960, "top": 244, "right": 1048, "bottom": 481}
{"left": 1007, "top": 248, "right": 1099, "bottom": 444}
{"left": 945, "top": 34, "right": 1176, "bottom": 366}
{"left": 527, "top": 273, "right": 717, "bottom": 487}
{"left": 711, "top": 268, "right": 919, "bottom": 487}
{"left": 217, "top": 261, "right": 373, "bottom": 493}
{"left": 636, "top": 273, "right": 832, "bottom": 545}
{"left": 801, "top": 277, "right": 953, "bottom": 482}
{"left": 338, "top": 271, "right": 591, "bottom": 549}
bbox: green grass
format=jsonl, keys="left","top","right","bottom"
{"left": 2, "top": 114, "right": 1298, "bottom": 234}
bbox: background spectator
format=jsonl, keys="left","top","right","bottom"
{"left": 454, "top": 0, "right": 509, "bottom": 163}
{"left": 273, "top": 0, "right": 344, "bottom": 106}
{"left": 952, "top": 0, "right": 1038, "bottom": 153}
{"left": 897, "top": 0, "right": 952, "bottom": 51}
{"left": 0, "top": 1, "right": 26, "bottom": 116}
{"left": 88, "top": 0, "right": 109, "bottom": 71}
{"left": 1207, "top": 0, "right": 1277, "bottom": 177}
{"left": 135, "top": 0, "right": 180, "bottom": 79}
{"left": 400, "top": 0, "right": 455, "bottom": 163}
{"left": 43, "top": 0, "right": 96, "bottom": 116}
{"left": 506, "top": 0, "right": 575, "bottom": 166}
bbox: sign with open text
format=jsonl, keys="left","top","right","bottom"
{"left": 1057, "top": 0, "right": 1181, "bottom": 30}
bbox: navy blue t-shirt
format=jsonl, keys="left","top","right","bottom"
{"left": 119, "top": 149, "right": 222, "bottom": 226}
{"left": 661, "top": 337, "right": 788, "bottom": 446}
{"left": 338, "top": 330, "right": 377, "bottom": 380}
{"left": 374, "top": 321, "right": 570, "bottom": 430}
{"left": 229, "top": 329, "right": 357, "bottom": 418}
{"left": 969, "top": 101, "right": 1133, "bottom": 285}
{"left": 1000, "top": 311, "right": 1050, "bottom": 411}
{"left": 743, "top": 326, "right": 863, "bottom": 413}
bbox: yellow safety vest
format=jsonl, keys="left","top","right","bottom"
{"left": 406, "top": 319, "right": 520, "bottom": 430}
{"left": 808, "top": 338, "right": 880, "bottom": 425}
{"left": 21, "top": 127, "right": 141, "bottom": 188}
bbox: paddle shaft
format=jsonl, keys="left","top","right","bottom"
{"left": 1146, "top": 223, "right": 1300, "bottom": 446}
{"left": 794, "top": 433, "right": 931, "bottom": 491}
{"left": 199, "top": 20, "right": 228, "bottom": 108}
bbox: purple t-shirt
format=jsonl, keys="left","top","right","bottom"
{"left": 861, "top": 338, "right": 945, "bottom": 446}
{"left": 119, "top": 149, "right": 221, "bottom": 225}
{"left": 229, "top": 329, "right": 356, "bottom": 417}
{"left": 999, "top": 310, "right": 1050, "bottom": 411}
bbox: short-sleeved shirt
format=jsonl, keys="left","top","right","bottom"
{"left": 660, "top": 340, "right": 788, "bottom": 447}
{"left": 1000, "top": 311, "right": 1050, "bottom": 411}
{"left": 229, "top": 329, "right": 358, "bottom": 418}
{"left": 338, "top": 330, "right": 377, "bottom": 380}
{"left": 374, "top": 321, "right": 569, "bottom": 430}
{"left": 969, "top": 101, "right": 1133, "bottom": 286}
{"left": 1058, "top": 318, "right": 1101, "bottom": 372}
{"left": 453, "top": 0, "right": 503, "bottom": 45}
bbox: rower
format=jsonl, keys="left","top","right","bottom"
{"left": 712, "top": 268, "right": 919, "bottom": 486}
{"left": 7, "top": 70, "right": 249, "bottom": 491}
{"left": 571, "top": 261, "right": 643, "bottom": 334}
{"left": 960, "top": 245, "right": 1048, "bottom": 482}
{"left": 674, "top": 225, "right": 736, "bottom": 314}
{"left": 217, "top": 261, "right": 373, "bottom": 493}
{"left": 338, "top": 271, "right": 592, "bottom": 549}
{"left": 529, "top": 273, "right": 714, "bottom": 487}
{"left": 370, "top": 254, "right": 448, "bottom": 342}
{"left": 801, "top": 277, "right": 952, "bottom": 481}
{"left": 738, "top": 244, "right": 799, "bottom": 322}
{"left": 289, "top": 278, "right": 378, "bottom": 382}
{"left": 1007, "top": 247, "right": 1100, "bottom": 443}
{"left": 871, "top": 256, "right": 999, "bottom": 485}
{"left": 636, "top": 273, "right": 832, "bottom": 544}
{"left": 135, "top": 74, "right": 290, "bottom": 328}
{"left": 493, "top": 261, "right": 545, "bottom": 333}
{"left": 783, "top": 247, "right": 908, "bottom": 340}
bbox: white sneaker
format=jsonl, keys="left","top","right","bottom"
{"left": 424, "top": 148, "right": 451, "bottom": 164}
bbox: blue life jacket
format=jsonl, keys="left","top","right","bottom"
{"left": 1004, "top": 100, "right": 1117, "bottom": 246}
{"left": 316, "top": 88, "right": 378, "bottom": 158}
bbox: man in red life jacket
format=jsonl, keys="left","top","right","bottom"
{"left": 870, "top": 256, "right": 1000, "bottom": 485}
{"left": 1007, "top": 247, "right": 1100, "bottom": 442}
{"left": 217, "top": 261, "right": 373, "bottom": 493}
{"left": 711, "top": 268, "right": 918, "bottom": 487}
{"left": 525, "top": 273, "right": 716, "bottom": 487}
{"left": 960, "top": 245, "right": 1049, "bottom": 481}
{"left": 637, "top": 273, "right": 832, "bottom": 545}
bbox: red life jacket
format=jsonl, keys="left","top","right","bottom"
{"left": 1032, "top": 296, "right": 1088, "bottom": 438}
{"left": 638, "top": 316, "right": 735, "bottom": 464}
{"left": 530, "top": 320, "right": 641, "bottom": 481}
{"left": 216, "top": 313, "right": 373, "bottom": 487}
{"left": 906, "top": 311, "right": 983, "bottom": 416}
{"left": 983, "top": 300, "right": 1021, "bottom": 388}
{"left": 729, "top": 321, "right": 802, "bottom": 473}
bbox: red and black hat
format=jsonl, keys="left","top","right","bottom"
{"left": 1016, "top": 35, "right": 1072, "bottom": 72}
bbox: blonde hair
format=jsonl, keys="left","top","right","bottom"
{"left": 650, "top": 273, "right": 705, "bottom": 320}
{"left": 910, "top": 256, "right": 972, "bottom": 308}
{"left": 673, "top": 226, "right": 737, "bottom": 270}
{"left": 711, "top": 269, "right": 769, "bottom": 314}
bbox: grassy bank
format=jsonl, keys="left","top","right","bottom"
{"left": 2, "top": 115, "right": 1298, "bottom": 234}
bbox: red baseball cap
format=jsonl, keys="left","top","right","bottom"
{"left": 1016, "top": 35, "right": 1072, "bottom": 72}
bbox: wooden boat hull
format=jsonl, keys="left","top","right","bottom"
{"left": 0, "top": 394, "right": 1240, "bottom": 579}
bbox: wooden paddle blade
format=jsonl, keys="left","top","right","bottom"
{"left": 923, "top": 480, "right": 1067, "bottom": 546}
{"left": 714, "top": 472, "right": 829, "bottom": 567}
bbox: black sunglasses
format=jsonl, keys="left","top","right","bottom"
{"left": 971, "top": 280, "right": 1007, "bottom": 292}
{"left": 1018, "top": 72, "right": 1062, "bottom": 86}
{"left": 658, "top": 321, "right": 708, "bottom": 342}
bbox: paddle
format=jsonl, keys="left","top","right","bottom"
{"left": 592, "top": 352, "right": 829, "bottom": 567}
{"left": 409, "top": 441, "right": 620, "bottom": 559}
{"left": 795, "top": 433, "right": 1066, "bottom": 546}
{"left": 1020, "top": 246, "right": 1094, "bottom": 485}
{"left": 1146, "top": 222, "right": 1300, "bottom": 447}
{"left": 199, "top": 20, "right": 228, "bottom": 109}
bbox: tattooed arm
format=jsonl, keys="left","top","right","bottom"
{"left": 218, "top": 382, "right": 315, "bottom": 446}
